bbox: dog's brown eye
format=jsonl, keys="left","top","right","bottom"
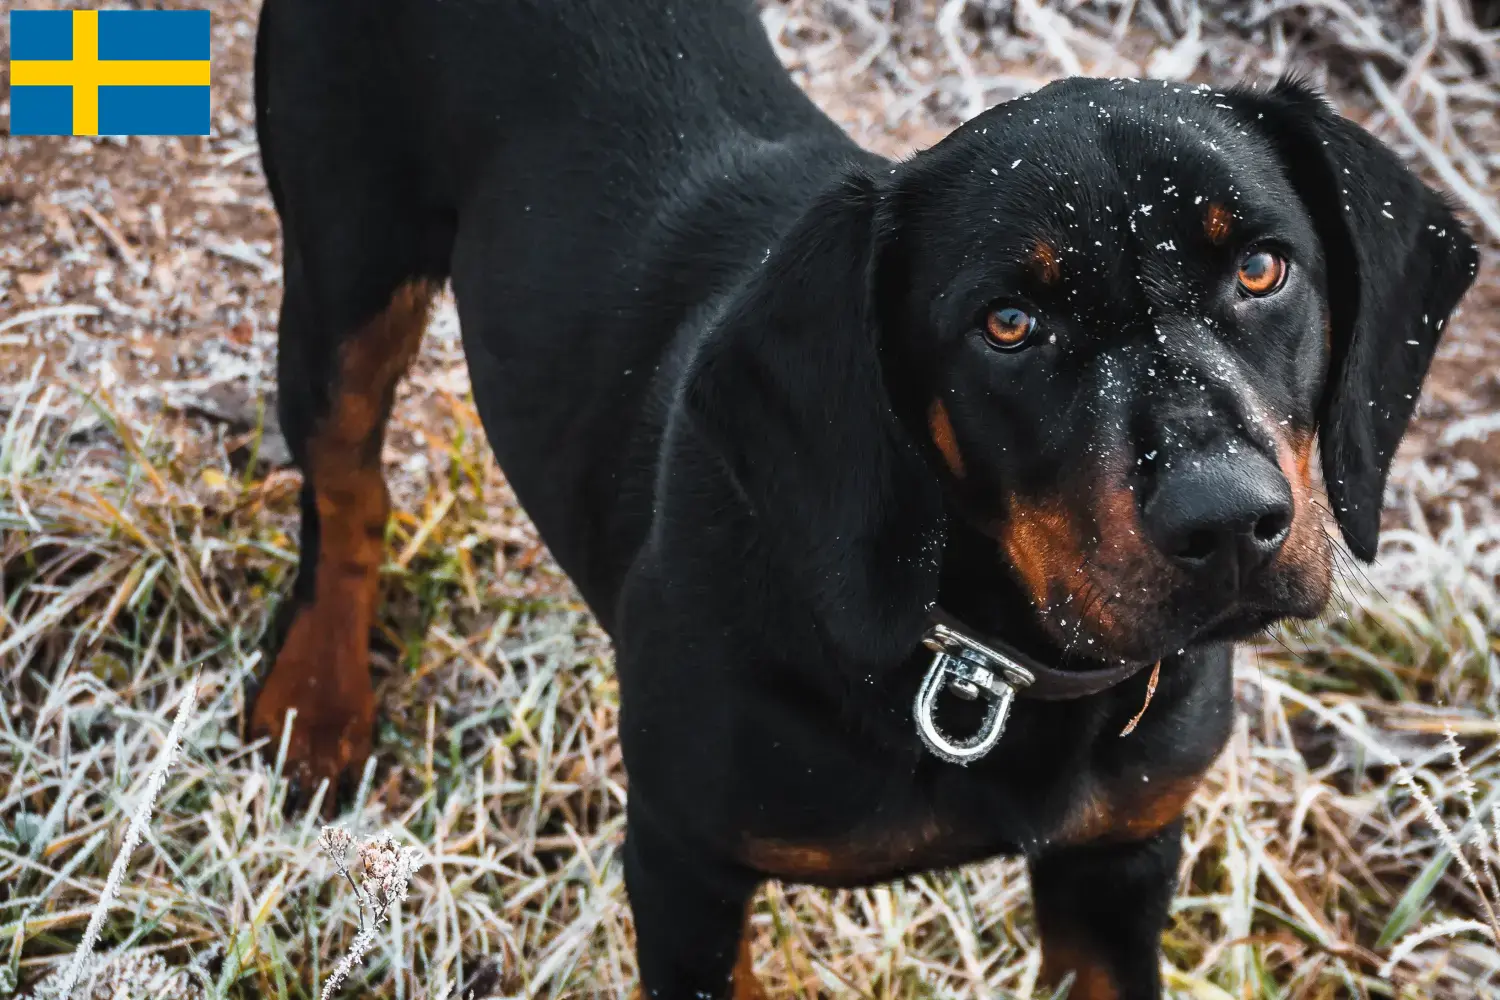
{"left": 1237, "top": 251, "right": 1288, "bottom": 296}
{"left": 984, "top": 306, "right": 1036, "bottom": 349}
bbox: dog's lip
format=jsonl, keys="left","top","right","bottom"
{"left": 1194, "top": 605, "right": 1298, "bottom": 641}
{"left": 968, "top": 586, "right": 1306, "bottom": 672}
{"left": 1167, "top": 601, "right": 1304, "bottom": 652}
{"left": 1030, "top": 601, "right": 1292, "bottom": 670}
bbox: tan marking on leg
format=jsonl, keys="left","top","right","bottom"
{"left": 1055, "top": 790, "right": 1114, "bottom": 846}
{"left": 731, "top": 912, "right": 768, "bottom": 1000}
{"left": 251, "top": 281, "right": 437, "bottom": 792}
{"left": 742, "top": 840, "right": 840, "bottom": 880}
{"left": 928, "top": 399, "right": 965, "bottom": 478}
{"left": 1041, "top": 941, "right": 1122, "bottom": 1000}
{"left": 1117, "top": 774, "right": 1201, "bottom": 839}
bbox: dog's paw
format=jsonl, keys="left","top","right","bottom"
{"left": 249, "top": 616, "right": 375, "bottom": 816}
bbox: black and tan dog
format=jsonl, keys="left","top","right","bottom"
{"left": 250, "top": 1, "right": 1476, "bottom": 996}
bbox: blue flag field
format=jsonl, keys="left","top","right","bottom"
{"left": 10, "top": 9, "right": 211, "bottom": 137}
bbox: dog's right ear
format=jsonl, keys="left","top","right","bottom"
{"left": 1235, "top": 78, "right": 1479, "bottom": 561}
{"left": 682, "top": 167, "right": 945, "bottom": 669}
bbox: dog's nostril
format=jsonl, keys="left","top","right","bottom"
{"left": 1177, "top": 529, "right": 1219, "bottom": 563}
{"left": 1253, "top": 509, "right": 1290, "bottom": 545}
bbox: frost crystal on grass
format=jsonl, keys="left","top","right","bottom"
{"left": 47, "top": 673, "right": 201, "bottom": 1000}
{"left": 27, "top": 952, "right": 206, "bottom": 1000}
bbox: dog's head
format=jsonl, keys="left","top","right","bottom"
{"left": 686, "top": 78, "right": 1477, "bottom": 671}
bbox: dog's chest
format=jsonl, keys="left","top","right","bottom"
{"left": 738, "top": 760, "right": 1206, "bottom": 887}
{"left": 733, "top": 646, "right": 1233, "bottom": 887}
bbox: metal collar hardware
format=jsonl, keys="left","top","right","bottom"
{"left": 913, "top": 621, "right": 1035, "bottom": 765}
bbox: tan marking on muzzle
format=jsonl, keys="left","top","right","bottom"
{"left": 1266, "top": 428, "right": 1333, "bottom": 605}
{"left": 994, "top": 497, "right": 1083, "bottom": 608}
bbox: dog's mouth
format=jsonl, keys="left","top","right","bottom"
{"left": 953, "top": 508, "right": 1332, "bottom": 672}
{"left": 1193, "top": 606, "right": 1291, "bottom": 645}
{"left": 989, "top": 583, "right": 1320, "bottom": 673}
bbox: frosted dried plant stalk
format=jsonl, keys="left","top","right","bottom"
{"left": 1379, "top": 918, "right": 1495, "bottom": 979}
{"left": 50, "top": 673, "right": 201, "bottom": 1000}
{"left": 1443, "top": 726, "right": 1500, "bottom": 903}
{"left": 321, "top": 927, "right": 379, "bottom": 1000}
{"left": 1378, "top": 730, "right": 1500, "bottom": 980}
{"left": 1391, "top": 762, "right": 1500, "bottom": 939}
{"left": 320, "top": 827, "right": 427, "bottom": 998}
{"left": 319, "top": 825, "right": 355, "bottom": 872}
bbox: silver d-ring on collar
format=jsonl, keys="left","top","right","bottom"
{"left": 914, "top": 622, "right": 1036, "bottom": 765}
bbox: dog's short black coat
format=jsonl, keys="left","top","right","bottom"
{"left": 251, "top": 2, "right": 1477, "bottom": 996}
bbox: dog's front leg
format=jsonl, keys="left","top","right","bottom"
{"left": 1028, "top": 821, "right": 1183, "bottom": 1000}
{"left": 624, "top": 810, "right": 764, "bottom": 1000}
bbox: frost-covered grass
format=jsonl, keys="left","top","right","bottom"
{"left": 3, "top": 347, "right": 1499, "bottom": 998}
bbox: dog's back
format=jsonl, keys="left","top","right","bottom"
{"left": 249, "top": 0, "right": 882, "bottom": 789}
{"left": 259, "top": 0, "right": 838, "bottom": 201}
{"left": 254, "top": 0, "right": 866, "bottom": 613}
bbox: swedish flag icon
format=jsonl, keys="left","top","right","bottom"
{"left": 10, "top": 10, "right": 211, "bottom": 137}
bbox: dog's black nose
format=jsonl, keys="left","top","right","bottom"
{"left": 1143, "top": 451, "right": 1293, "bottom": 581}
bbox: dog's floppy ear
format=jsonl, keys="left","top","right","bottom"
{"left": 682, "top": 166, "right": 944, "bottom": 667}
{"left": 1238, "top": 78, "right": 1478, "bottom": 560}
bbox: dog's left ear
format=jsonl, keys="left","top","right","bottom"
{"left": 681, "top": 166, "right": 945, "bottom": 669}
{"left": 1237, "top": 78, "right": 1479, "bottom": 561}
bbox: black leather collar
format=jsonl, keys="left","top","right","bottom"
{"left": 928, "top": 606, "right": 1156, "bottom": 701}
{"left": 914, "top": 606, "right": 1160, "bottom": 764}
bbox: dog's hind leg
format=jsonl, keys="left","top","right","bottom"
{"left": 251, "top": 0, "right": 456, "bottom": 802}
{"left": 249, "top": 244, "right": 438, "bottom": 801}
